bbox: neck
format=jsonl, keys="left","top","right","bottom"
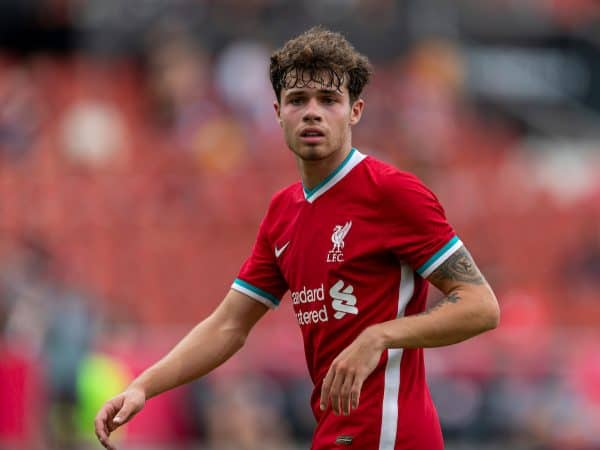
{"left": 297, "top": 142, "right": 353, "bottom": 191}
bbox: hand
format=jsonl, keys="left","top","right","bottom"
{"left": 320, "top": 326, "right": 385, "bottom": 416}
{"left": 94, "top": 386, "right": 146, "bottom": 450}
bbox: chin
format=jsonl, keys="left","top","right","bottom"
{"left": 300, "top": 150, "right": 328, "bottom": 161}
{"left": 292, "top": 143, "right": 332, "bottom": 161}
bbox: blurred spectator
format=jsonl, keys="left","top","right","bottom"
{"left": 215, "top": 40, "right": 276, "bottom": 132}
{"left": 391, "top": 39, "right": 466, "bottom": 165}
{"left": 0, "top": 63, "right": 44, "bottom": 162}
{"left": 0, "top": 234, "right": 56, "bottom": 353}
{"left": 191, "top": 115, "right": 247, "bottom": 173}
{"left": 61, "top": 99, "right": 127, "bottom": 168}
{"left": 0, "top": 236, "right": 53, "bottom": 447}
{"left": 0, "top": 234, "right": 99, "bottom": 448}
{"left": 75, "top": 352, "right": 131, "bottom": 443}
{"left": 202, "top": 374, "right": 293, "bottom": 450}
{"left": 0, "top": 339, "right": 44, "bottom": 450}
{"left": 44, "top": 288, "right": 96, "bottom": 448}
{"left": 563, "top": 335, "right": 600, "bottom": 447}
{"left": 561, "top": 216, "right": 600, "bottom": 297}
{"left": 145, "top": 27, "right": 223, "bottom": 147}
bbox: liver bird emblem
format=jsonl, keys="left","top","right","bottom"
{"left": 331, "top": 221, "right": 352, "bottom": 253}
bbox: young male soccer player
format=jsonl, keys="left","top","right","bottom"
{"left": 95, "top": 27, "right": 500, "bottom": 450}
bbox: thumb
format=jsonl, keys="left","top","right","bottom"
{"left": 113, "top": 399, "right": 136, "bottom": 425}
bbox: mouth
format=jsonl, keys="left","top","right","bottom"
{"left": 299, "top": 128, "right": 325, "bottom": 144}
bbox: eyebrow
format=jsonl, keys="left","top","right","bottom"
{"left": 285, "top": 88, "right": 343, "bottom": 97}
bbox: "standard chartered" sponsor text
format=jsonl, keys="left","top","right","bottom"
{"left": 291, "top": 284, "right": 325, "bottom": 304}
{"left": 296, "top": 305, "right": 328, "bottom": 325}
{"left": 291, "top": 284, "right": 328, "bottom": 325}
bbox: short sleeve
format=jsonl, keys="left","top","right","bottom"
{"left": 231, "top": 215, "right": 288, "bottom": 308}
{"left": 383, "top": 172, "right": 462, "bottom": 279}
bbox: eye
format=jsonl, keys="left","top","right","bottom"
{"left": 322, "top": 96, "right": 337, "bottom": 105}
{"left": 289, "top": 97, "right": 304, "bottom": 105}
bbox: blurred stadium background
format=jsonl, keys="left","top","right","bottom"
{"left": 0, "top": 1, "right": 599, "bottom": 449}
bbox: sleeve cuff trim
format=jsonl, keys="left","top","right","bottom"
{"left": 232, "top": 278, "right": 280, "bottom": 308}
{"left": 417, "top": 236, "right": 463, "bottom": 278}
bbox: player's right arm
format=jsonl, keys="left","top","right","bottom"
{"left": 94, "top": 289, "right": 269, "bottom": 450}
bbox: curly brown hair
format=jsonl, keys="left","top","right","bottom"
{"left": 270, "top": 26, "right": 373, "bottom": 104}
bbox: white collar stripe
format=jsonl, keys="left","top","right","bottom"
{"left": 304, "top": 148, "right": 366, "bottom": 203}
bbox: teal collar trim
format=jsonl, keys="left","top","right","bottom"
{"left": 303, "top": 148, "right": 365, "bottom": 203}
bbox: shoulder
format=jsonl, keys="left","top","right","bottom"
{"left": 361, "top": 156, "right": 435, "bottom": 200}
{"left": 269, "top": 182, "right": 303, "bottom": 207}
{"left": 358, "top": 156, "right": 446, "bottom": 223}
{"left": 262, "top": 182, "right": 304, "bottom": 219}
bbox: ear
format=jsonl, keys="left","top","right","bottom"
{"left": 349, "top": 99, "right": 364, "bottom": 126}
{"left": 273, "top": 100, "right": 282, "bottom": 127}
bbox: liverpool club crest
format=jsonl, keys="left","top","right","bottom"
{"left": 327, "top": 221, "right": 352, "bottom": 263}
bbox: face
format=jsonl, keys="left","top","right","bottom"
{"left": 274, "top": 74, "right": 364, "bottom": 162}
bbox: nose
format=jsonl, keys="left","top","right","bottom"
{"left": 302, "top": 98, "right": 322, "bottom": 123}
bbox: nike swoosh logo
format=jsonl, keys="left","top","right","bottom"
{"left": 275, "top": 241, "right": 290, "bottom": 258}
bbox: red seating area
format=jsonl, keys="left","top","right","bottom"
{"left": 0, "top": 53, "right": 598, "bottom": 331}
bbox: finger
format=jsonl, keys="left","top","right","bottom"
{"left": 104, "top": 437, "right": 117, "bottom": 450}
{"left": 328, "top": 367, "right": 346, "bottom": 415}
{"left": 320, "top": 367, "right": 334, "bottom": 411}
{"left": 340, "top": 371, "right": 355, "bottom": 416}
{"left": 94, "top": 421, "right": 115, "bottom": 450}
{"left": 95, "top": 397, "right": 124, "bottom": 444}
{"left": 350, "top": 374, "right": 364, "bottom": 412}
{"left": 95, "top": 405, "right": 114, "bottom": 443}
{"left": 94, "top": 413, "right": 108, "bottom": 443}
{"left": 97, "top": 415, "right": 118, "bottom": 450}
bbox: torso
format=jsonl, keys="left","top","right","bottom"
{"left": 235, "top": 149, "right": 452, "bottom": 449}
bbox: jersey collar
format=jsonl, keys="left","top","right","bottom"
{"left": 302, "top": 148, "right": 366, "bottom": 203}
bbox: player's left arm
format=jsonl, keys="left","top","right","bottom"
{"left": 376, "top": 244, "right": 500, "bottom": 348}
{"left": 320, "top": 245, "right": 499, "bottom": 416}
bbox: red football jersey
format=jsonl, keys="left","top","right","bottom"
{"left": 232, "top": 148, "right": 462, "bottom": 450}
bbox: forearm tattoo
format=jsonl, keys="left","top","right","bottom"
{"left": 428, "top": 247, "right": 485, "bottom": 285}
{"left": 419, "top": 292, "right": 461, "bottom": 316}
